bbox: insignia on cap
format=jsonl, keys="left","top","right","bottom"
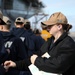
{"left": 57, "top": 19, "right": 62, "bottom": 23}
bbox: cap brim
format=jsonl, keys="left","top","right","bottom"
{"left": 41, "top": 20, "right": 55, "bottom": 26}
{"left": 41, "top": 22, "right": 48, "bottom": 28}
{"left": 0, "top": 18, "right": 6, "bottom": 25}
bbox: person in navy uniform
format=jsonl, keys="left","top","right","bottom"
{"left": 0, "top": 11, "right": 10, "bottom": 75}
{"left": 1, "top": 16, "right": 27, "bottom": 75}
{"left": 11, "top": 17, "right": 35, "bottom": 75}
{"left": 11, "top": 17, "right": 35, "bottom": 57}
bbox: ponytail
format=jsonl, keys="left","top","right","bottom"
{"left": 66, "top": 24, "right": 72, "bottom": 32}
{"left": 62, "top": 24, "right": 72, "bottom": 32}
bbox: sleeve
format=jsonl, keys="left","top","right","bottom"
{"left": 34, "top": 42, "right": 75, "bottom": 73}
{"left": 0, "top": 45, "right": 9, "bottom": 64}
{"left": 0, "top": 65, "right": 6, "bottom": 75}
{"left": 0, "top": 32, "right": 4, "bottom": 51}
{"left": 0, "top": 32, "right": 9, "bottom": 64}
{"left": 15, "top": 59, "right": 30, "bottom": 71}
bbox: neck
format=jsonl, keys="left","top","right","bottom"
{"left": 54, "top": 31, "right": 63, "bottom": 42}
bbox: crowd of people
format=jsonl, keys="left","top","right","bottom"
{"left": 0, "top": 10, "right": 75, "bottom": 75}
{"left": 0, "top": 10, "right": 45, "bottom": 75}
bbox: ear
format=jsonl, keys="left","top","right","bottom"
{"left": 58, "top": 24, "right": 62, "bottom": 30}
{"left": 0, "top": 25, "right": 3, "bottom": 31}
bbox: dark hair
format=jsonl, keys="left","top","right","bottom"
{"left": 34, "top": 29, "right": 41, "bottom": 34}
{"left": 24, "top": 22, "right": 30, "bottom": 29}
{"left": 62, "top": 24, "right": 72, "bottom": 32}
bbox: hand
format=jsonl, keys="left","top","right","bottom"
{"left": 30, "top": 55, "right": 38, "bottom": 64}
{"left": 4, "top": 60, "right": 16, "bottom": 70}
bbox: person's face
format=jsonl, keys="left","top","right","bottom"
{"left": 47, "top": 24, "right": 62, "bottom": 36}
{"left": 14, "top": 23, "right": 24, "bottom": 28}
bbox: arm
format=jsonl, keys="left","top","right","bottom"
{"left": 4, "top": 59, "right": 29, "bottom": 71}
{"left": 34, "top": 46, "right": 75, "bottom": 73}
{"left": 0, "top": 45, "right": 10, "bottom": 64}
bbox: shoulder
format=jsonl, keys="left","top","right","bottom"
{"left": 60, "top": 36, "right": 75, "bottom": 49}
{"left": 64, "top": 36, "right": 75, "bottom": 45}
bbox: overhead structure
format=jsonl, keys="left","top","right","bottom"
{"left": 0, "top": 0, "right": 46, "bottom": 29}
{"left": 0, "top": 0, "right": 44, "bottom": 20}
